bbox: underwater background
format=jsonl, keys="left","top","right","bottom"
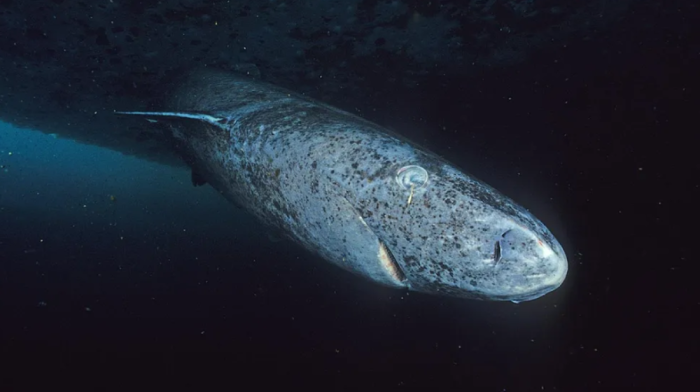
{"left": 0, "top": 1, "right": 697, "bottom": 390}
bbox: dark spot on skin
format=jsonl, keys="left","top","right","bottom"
{"left": 437, "top": 261, "right": 450, "bottom": 271}
{"left": 404, "top": 255, "right": 417, "bottom": 266}
{"left": 312, "top": 161, "right": 317, "bottom": 169}
{"left": 351, "top": 162, "right": 358, "bottom": 169}
{"left": 470, "top": 279, "right": 477, "bottom": 286}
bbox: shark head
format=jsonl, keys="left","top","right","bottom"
{"left": 322, "top": 137, "right": 568, "bottom": 303}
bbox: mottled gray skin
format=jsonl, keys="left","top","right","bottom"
{"left": 120, "top": 69, "right": 568, "bottom": 302}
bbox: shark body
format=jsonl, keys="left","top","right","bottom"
{"left": 118, "top": 68, "right": 567, "bottom": 302}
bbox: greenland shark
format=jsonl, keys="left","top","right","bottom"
{"left": 117, "top": 68, "right": 567, "bottom": 302}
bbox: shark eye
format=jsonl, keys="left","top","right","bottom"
{"left": 395, "top": 165, "right": 429, "bottom": 190}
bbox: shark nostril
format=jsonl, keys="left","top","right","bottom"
{"left": 494, "top": 240, "right": 502, "bottom": 264}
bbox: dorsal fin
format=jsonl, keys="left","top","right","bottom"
{"left": 115, "top": 111, "right": 225, "bottom": 126}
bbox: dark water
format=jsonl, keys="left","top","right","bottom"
{"left": 1, "top": 122, "right": 573, "bottom": 389}
{"left": 0, "top": 2, "right": 697, "bottom": 391}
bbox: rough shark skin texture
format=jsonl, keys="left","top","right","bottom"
{"left": 119, "top": 69, "right": 568, "bottom": 302}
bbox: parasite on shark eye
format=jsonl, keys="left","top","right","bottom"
{"left": 395, "top": 165, "right": 429, "bottom": 206}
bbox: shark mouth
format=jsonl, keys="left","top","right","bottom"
{"left": 378, "top": 240, "right": 407, "bottom": 285}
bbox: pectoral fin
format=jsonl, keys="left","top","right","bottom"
{"left": 191, "top": 169, "right": 207, "bottom": 187}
